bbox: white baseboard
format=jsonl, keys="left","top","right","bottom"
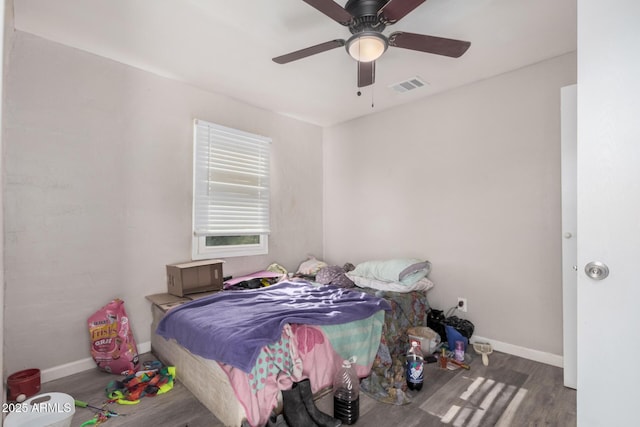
{"left": 472, "top": 335, "right": 563, "bottom": 368}
{"left": 41, "top": 341, "right": 151, "bottom": 384}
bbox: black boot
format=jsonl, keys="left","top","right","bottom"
{"left": 294, "top": 379, "right": 342, "bottom": 427}
{"left": 282, "top": 386, "right": 319, "bottom": 427}
{"left": 266, "top": 411, "right": 289, "bottom": 427}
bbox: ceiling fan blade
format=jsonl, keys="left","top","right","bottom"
{"left": 388, "top": 32, "right": 471, "bottom": 58}
{"left": 273, "top": 39, "right": 346, "bottom": 64}
{"left": 378, "top": 0, "right": 426, "bottom": 24}
{"left": 303, "top": 0, "right": 353, "bottom": 25}
{"left": 357, "top": 60, "right": 375, "bottom": 88}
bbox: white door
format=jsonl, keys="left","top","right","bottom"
{"left": 560, "top": 84, "right": 576, "bottom": 390}
{"left": 577, "top": 1, "right": 640, "bottom": 424}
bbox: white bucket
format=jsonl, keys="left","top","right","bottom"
{"left": 4, "top": 392, "right": 75, "bottom": 427}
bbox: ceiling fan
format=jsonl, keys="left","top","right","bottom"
{"left": 272, "top": 0, "right": 471, "bottom": 88}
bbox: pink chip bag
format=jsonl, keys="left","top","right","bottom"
{"left": 88, "top": 299, "right": 140, "bottom": 375}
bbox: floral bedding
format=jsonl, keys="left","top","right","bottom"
{"left": 358, "top": 288, "right": 431, "bottom": 405}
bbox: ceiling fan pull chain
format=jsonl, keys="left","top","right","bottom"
{"left": 371, "top": 62, "right": 375, "bottom": 108}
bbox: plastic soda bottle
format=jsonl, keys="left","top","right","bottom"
{"left": 406, "top": 340, "right": 424, "bottom": 391}
{"left": 333, "top": 357, "right": 359, "bottom": 424}
{"left": 455, "top": 340, "right": 465, "bottom": 362}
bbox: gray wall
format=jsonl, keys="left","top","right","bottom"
{"left": 2, "top": 0, "right": 15, "bottom": 398}
{"left": 323, "top": 53, "right": 577, "bottom": 356}
{"left": 3, "top": 31, "right": 323, "bottom": 374}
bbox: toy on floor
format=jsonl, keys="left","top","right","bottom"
{"left": 75, "top": 400, "right": 121, "bottom": 416}
{"left": 75, "top": 399, "right": 124, "bottom": 426}
{"left": 472, "top": 342, "right": 493, "bottom": 366}
{"left": 106, "top": 363, "right": 176, "bottom": 404}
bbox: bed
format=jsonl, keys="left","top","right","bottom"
{"left": 150, "top": 264, "right": 432, "bottom": 427}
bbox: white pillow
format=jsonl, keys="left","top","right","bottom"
{"left": 350, "top": 259, "right": 431, "bottom": 286}
{"left": 346, "top": 273, "right": 434, "bottom": 293}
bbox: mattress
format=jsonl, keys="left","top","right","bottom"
{"left": 151, "top": 304, "right": 247, "bottom": 426}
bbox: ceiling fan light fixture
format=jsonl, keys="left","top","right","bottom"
{"left": 346, "top": 32, "right": 388, "bottom": 62}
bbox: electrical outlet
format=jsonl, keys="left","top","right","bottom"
{"left": 457, "top": 297, "right": 468, "bottom": 312}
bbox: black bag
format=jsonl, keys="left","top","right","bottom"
{"left": 427, "top": 308, "right": 474, "bottom": 343}
{"left": 445, "top": 315, "right": 474, "bottom": 340}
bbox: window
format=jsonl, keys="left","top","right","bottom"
{"left": 192, "top": 119, "right": 271, "bottom": 259}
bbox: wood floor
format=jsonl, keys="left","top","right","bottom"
{"left": 38, "top": 351, "right": 576, "bottom": 427}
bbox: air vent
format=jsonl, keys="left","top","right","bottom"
{"left": 389, "top": 76, "right": 428, "bottom": 93}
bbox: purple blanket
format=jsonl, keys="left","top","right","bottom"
{"left": 156, "top": 281, "right": 391, "bottom": 372}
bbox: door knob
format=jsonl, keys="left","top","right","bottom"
{"left": 564, "top": 232, "right": 573, "bottom": 239}
{"left": 584, "top": 261, "right": 609, "bottom": 280}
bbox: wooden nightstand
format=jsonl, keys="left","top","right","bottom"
{"left": 146, "top": 290, "right": 221, "bottom": 312}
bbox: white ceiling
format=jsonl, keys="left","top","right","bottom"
{"left": 12, "top": 0, "right": 576, "bottom": 127}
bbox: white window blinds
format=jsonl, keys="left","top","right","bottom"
{"left": 193, "top": 119, "right": 271, "bottom": 237}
